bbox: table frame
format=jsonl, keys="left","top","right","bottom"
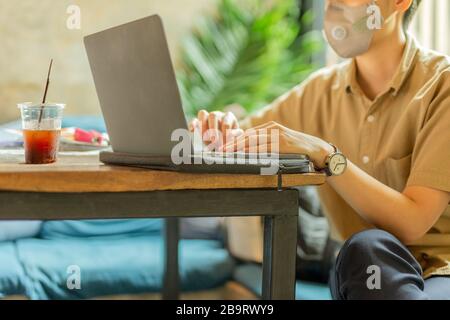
{"left": 0, "top": 188, "right": 299, "bottom": 300}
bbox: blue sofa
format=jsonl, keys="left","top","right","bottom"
{"left": 0, "top": 233, "right": 235, "bottom": 299}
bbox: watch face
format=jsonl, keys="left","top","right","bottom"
{"left": 329, "top": 153, "right": 347, "bottom": 176}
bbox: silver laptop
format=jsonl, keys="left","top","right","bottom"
{"left": 84, "top": 15, "right": 187, "bottom": 155}
{"left": 84, "top": 15, "right": 312, "bottom": 174}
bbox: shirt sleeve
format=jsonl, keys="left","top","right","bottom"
{"left": 407, "top": 76, "right": 450, "bottom": 193}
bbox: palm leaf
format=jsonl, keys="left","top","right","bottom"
{"left": 177, "top": 0, "right": 323, "bottom": 117}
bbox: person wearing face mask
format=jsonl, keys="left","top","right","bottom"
{"left": 190, "top": 0, "right": 450, "bottom": 300}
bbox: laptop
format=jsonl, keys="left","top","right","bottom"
{"left": 84, "top": 15, "right": 313, "bottom": 175}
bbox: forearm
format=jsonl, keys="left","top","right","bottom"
{"left": 327, "top": 161, "right": 432, "bottom": 243}
{"left": 238, "top": 116, "right": 449, "bottom": 244}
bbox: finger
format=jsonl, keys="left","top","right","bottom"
{"left": 208, "top": 111, "right": 224, "bottom": 131}
{"left": 243, "top": 143, "right": 274, "bottom": 154}
{"left": 208, "top": 111, "right": 224, "bottom": 142}
{"left": 221, "top": 112, "right": 233, "bottom": 133}
{"left": 206, "top": 139, "right": 222, "bottom": 151}
{"left": 231, "top": 118, "right": 239, "bottom": 130}
{"left": 222, "top": 133, "right": 272, "bottom": 152}
{"left": 188, "top": 118, "right": 200, "bottom": 132}
{"left": 242, "top": 128, "right": 281, "bottom": 141}
{"left": 222, "top": 112, "right": 237, "bottom": 145}
{"left": 222, "top": 129, "right": 255, "bottom": 146}
{"left": 222, "top": 128, "right": 243, "bottom": 147}
{"left": 230, "top": 128, "right": 244, "bottom": 137}
{"left": 198, "top": 110, "right": 209, "bottom": 136}
{"left": 222, "top": 112, "right": 239, "bottom": 131}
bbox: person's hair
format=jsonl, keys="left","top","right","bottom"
{"left": 403, "top": 0, "right": 422, "bottom": 30}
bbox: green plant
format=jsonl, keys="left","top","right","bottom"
{"left": 176, "top": 0, "right": 323, "bottom": 118}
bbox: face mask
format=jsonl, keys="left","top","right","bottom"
{"left": 324, "top": 1, "right": 383, "bottom": 58}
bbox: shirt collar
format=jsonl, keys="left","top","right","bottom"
{"left": 344, "top": 59, "right": 358, "bottom": 94}
{"left": 389, "top": 35, "right": 419, "bottom": 95}
{"left": 344, "top": 34, "right": 419, "bottom": 96}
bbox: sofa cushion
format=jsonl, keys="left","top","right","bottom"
{"left": 233, "top": 263, "right": 332, "bottom": 300}
{"left": 15, "top": 236, "right": 235, "bottom": 299}
{"left": 40, "top": 219, "right": 162, "bottom": 240}
{"left": 0, "top": 242, "right": 27, "bottom": 297}
{"left": 0, "top": 221, "right": 42, "bottom": 241}
{"left": 62, "top": 116, "right": 107, "bottom": 133}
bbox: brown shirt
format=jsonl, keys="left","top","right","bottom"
{"left": 244, "top": 36, "right": 450, "bottom": 278}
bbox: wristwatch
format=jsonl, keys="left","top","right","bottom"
{"left": 322, "top": 143, "right": 347, "bottom": 176}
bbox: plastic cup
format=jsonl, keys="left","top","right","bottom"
{"left": 18, "top": 103, "right": 65, "bottom": 164}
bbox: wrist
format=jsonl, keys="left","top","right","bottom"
{"left": 312, "top": 141, "right": 335, "bottom": 169}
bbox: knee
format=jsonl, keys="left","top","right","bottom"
{"left": 336, "top": 229, "right": 398, "bottom": 271}
{"left": 332, "top": 229, "right": 424, "bottom": 299}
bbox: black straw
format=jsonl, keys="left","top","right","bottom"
{"left": 38, "top": 59, "right": 53, "bottom": 126}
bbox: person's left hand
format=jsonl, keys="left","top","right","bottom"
{"left": 221, "top": 121, "right": 334, "bottom": 169}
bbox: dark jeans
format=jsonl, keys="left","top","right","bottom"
{"left": 330, "top": 229, "right": 450, "bottom": 300}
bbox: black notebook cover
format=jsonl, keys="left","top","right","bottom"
{"left": 100, "top": 151, "right": 315, "bottom": 175}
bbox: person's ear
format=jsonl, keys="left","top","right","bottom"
{"left": 395, "top": 0, "right": 413, "bottom": 13}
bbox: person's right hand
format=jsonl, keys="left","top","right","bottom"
{"left": 189, "top": 110, "right": 243, "bottom": 148}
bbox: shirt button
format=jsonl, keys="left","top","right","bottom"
{"left": 367, "top": 115, "right": 375, "bottom": 123}
{"left": 362, "top": 156, "right": 370, "bottom": 164}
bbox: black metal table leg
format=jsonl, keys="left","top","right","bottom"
{"left": 262, "top": 212, "right": 298, "bottom": 300}
{"left": 163, "top": 217, "right": 180, "bottom": 300}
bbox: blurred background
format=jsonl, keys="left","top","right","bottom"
{"left": 0, "top": 0, "right": 449, "bottom": 123}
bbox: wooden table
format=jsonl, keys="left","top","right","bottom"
{"left": 0, "top": 150, "right": 325, "bottom": 300}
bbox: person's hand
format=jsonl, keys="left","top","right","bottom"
{"left": 189, "top": 110, "right": 243, "bottom": 148}
{"left": 221, "top": 121, "right": 334, "bottom": 168}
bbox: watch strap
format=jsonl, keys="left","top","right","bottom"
{"left": 323, "top": 143, "right": 340, "bottom": 177}
{"left": 323, "top": 166, "right": 333, "bottom": 177}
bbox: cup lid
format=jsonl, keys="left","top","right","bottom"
{"left": 18, "top": 102, "right": 65, "bottom": 109}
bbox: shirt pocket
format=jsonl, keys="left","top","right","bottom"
{"left": 384, "top": 154, "right": 412, "bottom": 192}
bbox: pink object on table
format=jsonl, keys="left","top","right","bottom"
{"left": 74, "top": 128, "right": 103, "bottom": 144}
